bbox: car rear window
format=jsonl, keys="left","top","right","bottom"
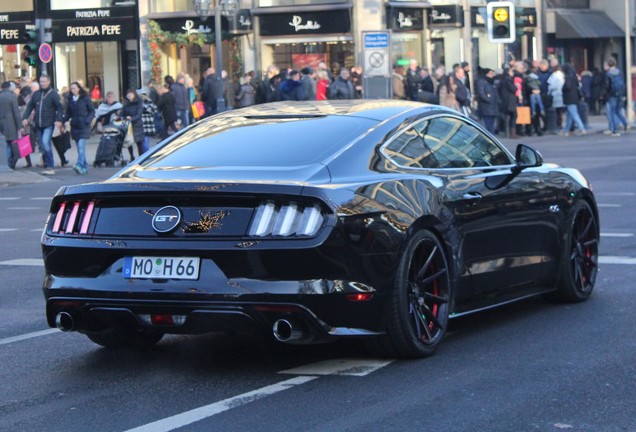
{"left": 143, "top": 115, "right": 376, "bottom": 167}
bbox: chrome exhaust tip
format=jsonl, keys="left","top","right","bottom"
{"left": 272, "top": 319, "right": 304, "bottom": 342}
{"left": 55, "top": 312, "right": 75, "bottom": 332}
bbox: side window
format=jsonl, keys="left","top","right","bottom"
{"left": 383, "top": 124, "right": 439, "bottom": 169}
{"left": 415, "top": 116, "right": 511, "bottom": 168}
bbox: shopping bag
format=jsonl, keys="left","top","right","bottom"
{"left": 11, "top": 135, "right": 33, "bottom": 159}
{"left": 516, "top": 106, "right": 531, "bottom": 125}
{"left": 52, "top": 131, "right": 71, "bottom": 154}
{"left": 123, "top": 123, "right": 135, "bottom": 147}
{"left": 191, "top": 101, "right": 205, "bottom": 119}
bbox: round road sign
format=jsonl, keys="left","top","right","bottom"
{"left": 39, "top": 43, "right": 53, "bottom": 64}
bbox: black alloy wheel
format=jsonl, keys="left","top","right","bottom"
{"left": 380, "top": 229, "right": 452, "bottom": 358}
{"left": 555, "top": 200, "right": 599, "bottom": 302}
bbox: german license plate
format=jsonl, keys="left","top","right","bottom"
{"left": 123, "top": 256, "right": 200, "bottom": 280}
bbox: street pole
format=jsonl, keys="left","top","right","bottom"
{"left": 626, "top": 0, "right": 633, "bottom": 123}
{"left": 462, "top": 0, "right": 473, "bottom": 98}
{"left": 215, "top": 1, "right": 226, "bottom": 113}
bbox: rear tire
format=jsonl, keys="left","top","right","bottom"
{"left": 87, "top": 329, "right": 164, "bottom": 349}
{"left": 372, "top": 230, "right": 452, "bottom": 358}
{"left": 554, "top": 200, "right": 599, "bottom": 302}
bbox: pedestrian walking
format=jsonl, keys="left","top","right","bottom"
{"left": 279, "top": 70, "right": 304, "bottom": 101}
{"left": 329, "top": 68, "right": 355, "bottom": 99}
{"left": 316, "top": 69, "right": 330, "bottom": 100}
{"left": 547, "top": 64, "right": 565, "bottom": 130}
{"left": 157, "top": 83, "right": 178, "bottom": 138}
{"left": 120, "top": 88, "right": 145, "bottom": 159}
{"left": 235, "top": 74, "right": 256, "bottom": 108}
{"left": 476, "top": 69, "right": 499, "bottom": 134}
{"left": 392, "top": 65, "right": 406, "bottom": 100}
{"left": 559, "top": 64, "right": 587, "bottom": 136}
{"left": 171, "top": 73, "right": 190, "bottom": 128}
{"left": 0, "top": 81, "right": 23, "bottom": 169}
{"left": 604, "top": 58, "right": 628, "bottom": 136}
{"left": 139, "top": 88, "right": 158, "bottom": 153}
{"left": 62, "top": 81, "right": 95, "bottom": 174}
{"left": 21, "top": 74, "right": 64, "bottom": 175}
{"left": 498, "top": 67, "right": 518, "bottom": 138}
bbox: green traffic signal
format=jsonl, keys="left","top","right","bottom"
{"left": 22, "top": 29, "right": 39, "bottom": 66}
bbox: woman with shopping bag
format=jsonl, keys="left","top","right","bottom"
{"left": 119, "top": 89, "right": 144, "bottom": 160}
{"left": 62, "top": 81, "right": 94, "bottom": 174}
{"left": 0, "top": 80, "right": 25, "bottom": 169}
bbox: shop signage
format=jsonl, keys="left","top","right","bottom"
{"left": 49, "top": 6, "right": 137, "bottom": 42}
{"left": 228, "top": 9, "right": 252, "bottom": 35}
{"left": 428, "top": 5, "right": 463, "bottom": 28}
{"left": 0, "top": 11, "right": 35, "bottom": 45}
{"left": 260, "top": 10, "right": 350, "bottom": 36}
{"left": 155, "top": 18, "right": 221, "bottom": 35}
{"left": 387, "top": 7, "right": 424, "bottom": 32}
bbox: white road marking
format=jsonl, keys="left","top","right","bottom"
{"left": 0, "top": 229, "right": 18, "bottom": 232}
{"left": 30, "top": 197, "right": 52, "bottom": 200}
{"left": 0, "top": 197, "right": 19, "bottom": 200}
{"left": 279, "top": 358, "right": 394, "bottom": 377}
{"left": 8, "top": 207, "right": 41, "bottom": 210}
{"left": 0, "top": 258, "right": 44, "bottom": 266}
{"left": 30, "top": 229, "right": 43, "bottom": 232}
{"left": 597, "top": 204, "right": 622, "bottom": 208}
{"left": 124, "top": 376, "right": 318, "bottom": 432}
{"left": 0, "top": 329, "right": 59, "bottom": 346}
{"left": 599, "top": 256, "right": 636, "bottom": 265}
{"left": 599, "top": 192, "right": 634, "bottom": 196}
{"left": 601, "top": 233, "right": 634, "bottom": 238}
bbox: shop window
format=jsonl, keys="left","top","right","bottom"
{"left": 265, "top": 41, "right": 353, "bottom": 71}
{"left": 258, "top": 0, "right": 348, "bottom": 6}
{"left": 0, "top": 0, "right": 32, "bottom": 11}
{"left": 150, "top": 0, "right": 190, "bottom": 13}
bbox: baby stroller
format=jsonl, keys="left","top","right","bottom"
{"left": 93, "top": 119, "right": 129, "bottom": 167}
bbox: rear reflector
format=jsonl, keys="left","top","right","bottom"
{"left": 139, "top": 314, "right": 186, "bottom": 326}
{"left": 346, "top": 293, "right": 374, "bottom": 302}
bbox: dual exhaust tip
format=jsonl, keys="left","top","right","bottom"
{"left": 272, "top": 319, "right": 305, "bottom": 342}
{"left": 55, "top": 312, "right": 75, "bottom": 332}
{"left": 56, "top": 313, "right": 305, "bottom": 342}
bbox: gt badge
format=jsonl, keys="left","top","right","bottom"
{"left": 152, "top": 206, "right": 182, "bottom": 233}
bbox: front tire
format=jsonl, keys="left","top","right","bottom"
{"left": 554, "top": 200, "right": 599, "bottom": 302}
{"left": 376, "top": 230, "right": 452, "bottom": 358}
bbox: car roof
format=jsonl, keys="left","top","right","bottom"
{"left": 210, "top": 99, "right": 446, "bottom": 122}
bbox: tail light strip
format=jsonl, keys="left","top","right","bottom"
{"left": 51, "top": 200, "right": 97, "bottom": 235}
{"left": 249, "top": 201, "right": 325, "bottom": 237}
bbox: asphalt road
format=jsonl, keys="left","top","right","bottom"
{"left": 1, "top": 122, "right": 635, "bottom": 432}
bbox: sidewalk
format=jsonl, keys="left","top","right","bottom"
{"left": 0, "top": 133, "right": 161, "bottom": 187}
{"left": 0, "top": 114, "right": 618, "bottom": 187}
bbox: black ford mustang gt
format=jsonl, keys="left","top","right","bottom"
{"left": 42, "top": 100, "right": 599, "bottom": 358}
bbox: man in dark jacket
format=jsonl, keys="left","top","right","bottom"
{"left": 299, "top": 67, "right": 316, "bottom": 101}
{"left": 279, "top": 70, "right": 305, "bottom": 101}
{"left": 171, "top": 73, "right": 190, "bottom": 128}
{"left": 200, "top": 67, "right": 217, "bottom": 117}
{"left": 0, "top": 81, "right": 23, "bottom": 169}
{"left": 476, "top": 69, "right": 500, "bottom": 134}
{"left": 329, "top": 68, "right": 355, "bottom": 100}
{"left": 22, "top": 74, "right": 63, "bottom": 174}
{"left": 157, "top": 84, "right": 178, "bottom": 138}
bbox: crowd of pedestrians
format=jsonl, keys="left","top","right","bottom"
{"left": 1, "top": 57, "right": 632, "bottom": 173}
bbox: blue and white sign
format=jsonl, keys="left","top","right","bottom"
{"left": 364, "top": 32, "right": 390, "bottom": 49}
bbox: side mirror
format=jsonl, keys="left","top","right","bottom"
{"left": 513, "top": 144, "right": 543, "bottom": 174}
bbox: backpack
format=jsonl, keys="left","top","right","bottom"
{"left": 610, "top": 72, "right": 626, "bottom": 97}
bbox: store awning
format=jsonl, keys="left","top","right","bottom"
{"left": 554, "top": 9, "right": 624, "bottom": 39}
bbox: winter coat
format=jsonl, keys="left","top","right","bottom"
{"left": 329, "top": 77, "right": 355, "bottom": 100}
{"left": 223, "top": 79, "right": 236, "bottom": 108}
{"left": 157, "top": 91, "right": 177, "bottom": 126}
{"left": 438, "top": 76, "right": 459, "bottom": 111}
{"left": 562, "top": 73, "right": 581, "bottom": 105}
{"left": 120, "top": 97, "right": 144, "bottom": 144}
{"left": 63, "top": 94, "right": 95, "bottom": 141}
{"left": 279, "top": 79, "right": 304, "bottom": 101}
{"left": 547, "top": 70, "right": 565, "bottom": 108}
{"left": 299, "top": 75, "right": 316, "bottom": 101}
{"left": 170, "top": 82, "right": 189, "bottom": 111}
{"left": 316, "top": 79, "right": 329, "bottom": 100}
{"left": 581, "top": 72, "right": 593, "bottom": 99}
{"left": 22, "top": 87, "right": 63, "bottom": 129}
{"left": 476, "top": 76, "right": 500, "bottom": 117}
{"left": 392, "top": 73, "right": 406, "bottom": 100}
{"left": 0, "top": 89, "right": 22, "bottom": 141}
{"left": 498, "top": 74, "right": 518, "bottom": 114}
{"left": 236, "top": 84, "right": 256, "bottom": 108}
{"left": 201, "top": 75, "right": 217, "bottom": 112}
{"left": 405, "top": 68, "right": 420, "bottom": 100}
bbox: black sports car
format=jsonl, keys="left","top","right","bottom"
{"left": 42, "top": 100, "right": 599, "bottom": 358}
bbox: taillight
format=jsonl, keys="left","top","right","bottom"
{"left": 51, "top": 200, "right": 97, "bottom": 235}
{"left": 249, "top": 201, "right": 325, "bottom": 237}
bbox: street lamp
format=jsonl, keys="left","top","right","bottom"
{"left": 194, "top": 0, "right": 239, "bottom": 113}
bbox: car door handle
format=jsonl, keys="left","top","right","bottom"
{"left": 463, "top": 192, "right": 482, "bottom": 204}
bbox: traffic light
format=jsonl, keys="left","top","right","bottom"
{"left": 487, "top": 1, "right": 516, "bottom": 43}
{"left": 21, "top": 29, "right": 39, "bottom": 66}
